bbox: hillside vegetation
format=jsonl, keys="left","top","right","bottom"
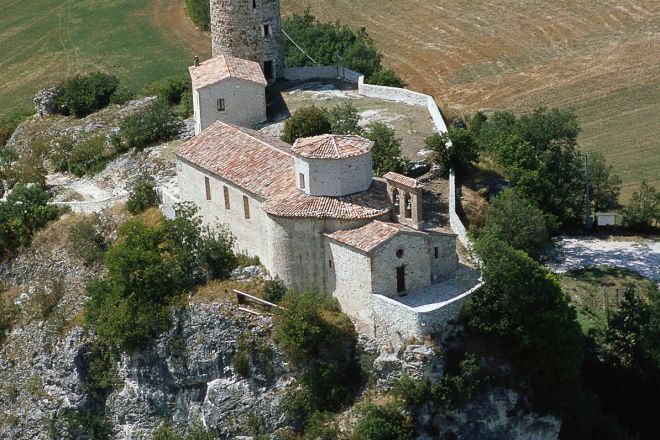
{"left": 283, "top": 0, "right": 659, "bottom": 199}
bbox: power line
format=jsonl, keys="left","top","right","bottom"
{"left": 281, "top": 28, "right": 321, "bottom": 66}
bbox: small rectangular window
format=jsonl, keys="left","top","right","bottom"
{"left": 263, "top": 60, "right": 274, "bottom": 80}
{"left": 329, "top": 259, "right": 333, "bottom": 268}
{"left": 263, "top": 24, "right": 271, "bottom": 37}
{"left": 223, "top": 186, "right": 230, "bottom": 209}
{"left": 252, "top": 0, "right": 257, "bottom": 9}
{"left": 299, "top": 173, "right": 305, "bottom": 189}
{"left": 243, "top": 195, "right": 250, "bottom": 219}
{"left": 205, "top": 176, "right": 211, "bottom": 201}
{"left": 434, "top": 247, "right": 439, "bottom": 259}
{"left": 217, "top": 98, "right": 225, "bottom": 112}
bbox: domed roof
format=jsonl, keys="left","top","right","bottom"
{"left": 291, "top": 134, "right": 373, "bottom": 159}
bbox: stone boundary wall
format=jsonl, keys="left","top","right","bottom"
{"left": 52, "top": 196, "right": 127, "bottom": 214}
{"left": 158, "top": 187, "right": 180, "bottom": 220}
{"left": 448, "top": 169, "right": 470, "bottom": 246}
{"left": 371, "top": 281, "right": 484, "bottom": 345}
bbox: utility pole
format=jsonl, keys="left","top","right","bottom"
{"left": 584, "top": 155, "right": 592, "bottom": 230}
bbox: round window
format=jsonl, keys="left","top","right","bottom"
{"left": 396, "top": 249, "right": 404, "bottom": 258}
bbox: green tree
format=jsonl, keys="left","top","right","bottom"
{"left": 425, "top": 127, "right": 480, "bottom": 173}
{"left": 127, "top": 178, "right": 159, "bottom": 214}
{"left": 328, "top": 102, "right": 361, "bottom": 135}
{"left": 119, "top": 98, "right": 182, "bottom": 150}
{"left": 281, "top": 106, "right": 331, "bottom": 144}
{"left": 369, "top": 69, "right": 404, "bottom": 87}
{"left": 185, "top": 0, "right": 211, "bottom": 31}
{"left": 57, "top": 72, "right": 119, "bottom": 117}
{"left": 621, "top": 181, "right": 659, "bottom": 229}
{"left": 351, "top": 402, "right": 413, "bottom": 440}
{"left": 587, "top": 151, "right": 622, "bottom": 213}
{"left": 478, "top": 188, "right": 549, "bottom": 258}
{"left": 364, "top": 122, "right": 408, "bottom": 176}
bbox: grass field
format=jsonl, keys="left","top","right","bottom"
{"left": 283, "top": 1, "right": 659, "bottom": 199}
{"left": 0, "top": 0, "right": 210, "bottom": 115}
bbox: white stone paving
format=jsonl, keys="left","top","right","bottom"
{"left": 548, "top": 236, "right": 660, "bottom": 283}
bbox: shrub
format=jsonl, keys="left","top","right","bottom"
{"left": 61, "top": 408, "right": 112, "bottom": 440}
{"left": 430, "top": 353, "right": 482, "bottom": 407}
{"left": 262, "top": 277, "right": 287, "bottom": 304}
{"left": 328, "top": 102, "right": 362, "bottom": 135}
{"left": 425, "top": 127, "right": 480, "bottom": 173}
{"left": 82, "top": 341, "right": 120, "bottom": 400}
{"left": 391, "top": 375, "right": 429, "bottom": 407}
{"left": 478, "top": 188, "right": 549, "bottom": 259}
{"left": 109, "top": 86, "right": 135, "bottom": 105}
{"left": 0, "top": 109, "right": 33, "bottom": 147}
{"left": 351, "top": 401, "right": 413, "bottom": 440}
{"left": 119, "top": 98, "right": 182, "bottom": 150}
{"left": 0, "top": 301, "right": 17, "bottom": 345}
{"left": 368, "top": 69, "right": 404, "bottom": 87}
{"left": 56, "top": 72, "right": 119, "bottom": 117}
{"left": 127, "top": 178, "right": 159, "bottom": 214}
{"left": 364, "top": 122, "right": 409, "bottom": 176}
{"left": 621, "top": 181, "right": 659, "bottom": 230}
{"left": 231, "top": 333, "right": 275, "bottom": 379}
{"left": 281, "top": 106, "right": 331, "bottom": 144}
{"left": 144, "top": 75, "right": 191, "bottom": 106}
{"left": 68, "top": 213, "right": 112, "bottom": 266}
{"left": 0, "top": 184, "right": 61, "bottom": 260}
{"left": 67, "top": 135, "right": 108, "bottom": 177}
{"left": 185, "top": 0, "right": 211, "bottom": 31}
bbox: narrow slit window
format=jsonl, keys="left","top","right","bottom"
{"left": 252, "top": 0, "right": 256, "bottom": 9}
{"left": 243, "top": 195, "right": 250, "bottom": 219}
{"left": 434, "top": 247, "right": 439, "bottom": 259}
{"left": 263, "top": 24, "right": 271, "bottom": 37}
{"left": 223, "top": 186, "right": 230, "bottom": 209}
{"left": 299, "top": 173, "right": 305, "bottom": 189}
{"left": 205, "top": 176, "right": 211, "bottom": 200}
{"left": 329, "top": 259, "right": 333, "bottom": 268}
{"left": 217, "top": 98, "right": 225, "bottom": 112}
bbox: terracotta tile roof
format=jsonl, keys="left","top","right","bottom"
{"left": 189, "top": 54, "right": 267, "bottom": 89}
{"left": 175, "top": 121, "right": 294, "bottom": 199}
{"left": 325, "top": 220, "right": 427, "bottom": 253}
{"left": 177, "top": 124, "right": 391, "bottom": 220}
{"left": 292, "top": 134, "right": 373, "bottom": 159}
{"left": 383, "top": 172, "right": 424, "bottom": 189}
{"left": 263, "top": 178, "right": 391, "bottom": 220}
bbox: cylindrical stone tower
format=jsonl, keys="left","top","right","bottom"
{"left": 210, "top": 0, "right": 283, "bottom": 81}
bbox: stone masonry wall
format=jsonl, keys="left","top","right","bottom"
{"left": 195, "top": 78, "right": 266, "bottom": 133}
{"left": 211, "top": 0, "right": 283, "bottom": 79}
{"left": 371, "top": 233, "right": 431, "bottom": 297}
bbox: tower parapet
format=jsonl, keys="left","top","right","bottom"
{"left": 210, "top": 0, "right": 283, "bottom": 82}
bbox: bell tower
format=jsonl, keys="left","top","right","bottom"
{"left": 210, "top": 0, "right": 283, "bottom": 82}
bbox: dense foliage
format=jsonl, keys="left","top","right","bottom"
{"left": 425, "top": 127, "right": 480, "bottom": 173}
{"left": 587, "top": 151, "right": 622, "bottom": 213}
{"left": 281, "top": 106, "right": 332, "bottom": 144}
{"left": 470, "top": 108, "right": 587, "bottom": 229}
{"left": 282, "top": 11, "right": 403, "bottom": 86}
{"left": 0, "top": 109, "right": 33, "bottom": 147}
{"left": 127, "top": 178, "right": 159, "bottom": 214}
{"left": 118, "top": 98, "right": 182, "bottom": 150}
{"left": 84, "top": 204, "right": 236, "bottom": 352}
{"left": 351, "top": 401, "right": 413, "bottom": 440}
{"left": 0, "top": 184, "right": 61, "bottom": 260}
{"left": 274, "top": 291, "right": 359, "bottom": 425}
{"left": 68, "top": 213, "right": 113, "bottom": 266}
{"left": 185, "top": 0, "right": 211, "bottom": 31}
{"left": 621, "top": 181, "right": 659, "bottom": 230}
{"left": 364, "top": 122, "right": 409, "bottom": 176}
{"left": 56, "top": 72, "right": 120, "bottom": 117}
{"left": 477, "top": 188, "right": 549, "bottom": 258}
{"left": 151, "top": 422, "right": 217, "bottom": 440}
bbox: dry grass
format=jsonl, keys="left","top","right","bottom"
{"left": 189, "top": 278, "right": 266, "bottom": 304}
{"left": 284, "top": 0, "right": 659, "bottom": 200}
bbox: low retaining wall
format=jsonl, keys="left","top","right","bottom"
{"left": 52, "top": 195, "right": 127, "bottom": 214}
{"left": 448, "top": 169, "right": 470, "bottom": 246}
{"left": 157, "top": 187, "right": 180, "bottom": 220}
{"left": 282, "top": 66, "right": 362, "bottom": 83}
{"left": 371, "top": 282, "right": 483, "bottom": 345}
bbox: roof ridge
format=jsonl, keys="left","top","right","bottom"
{"left": 331, "top": 136, "right": 339, "bottom": 157}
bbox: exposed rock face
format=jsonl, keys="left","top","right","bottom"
{"left": 33, "top": 86, "right": 61, "bottom": 117}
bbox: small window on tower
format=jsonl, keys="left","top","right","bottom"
{"left": 217, "top": 98, "right": 225, "bottom": 112}
{"left": 252, "top": 0, "right": 257, "bottom": 9}
{"left": 263, "top": 24, "right": 271, "bottom": 37}
{"left": 299, "top": 173, "right": 305, "bottom": 189}
{"left": 434, "top": 247, "right": 439, "bottom": 259}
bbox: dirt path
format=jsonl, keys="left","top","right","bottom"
{"left": 151, "top": 0, "right": 211, "bottom": 58}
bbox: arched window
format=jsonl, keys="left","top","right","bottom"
{"left": 404, "top": 193, "right": 412, "bottom": 219}
{"left": 392, "top": 188, "right": 400, "bottom": 207}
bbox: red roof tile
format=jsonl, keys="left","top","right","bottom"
{"left": 189, "top": 54, "right": 267, "bottom": 89}
{"left": 383, "top": 172, "right": 423, "bottom": 189}
{"left": 325, "top": 221, "right": 427, "bottom": 253}
{"left": 292, "top": 134, "right": 373, "bottom": 159}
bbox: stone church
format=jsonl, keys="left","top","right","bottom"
{"left": 170, "top": 0, "right": 476, "bottom": 337}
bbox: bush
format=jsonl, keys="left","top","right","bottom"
{"left": 232, "top": 333, "right": 275, "bottom": 379}
{"left": 621, "top": 181, "right": 659, "bottom": 230}
{"left": 67, "top": 135, "right": 108, "bottom": 177}
{"left": 391, "top": 375, "right": 429, "bottom": 407}
{"left": 56, "top": 72, "right": 119, "bottom": 117}
{"left": 368, "top": 69, "right": 404, "bottom": 87}
{"left": 351, "top": 401, "right": 413, "bottom": 440}
{"left": 364, "top": 122, "right": 409, "bottom": 176}
{"left": 281, "top": 106, "right": 331, "bottom": 144}
{"left": 262, "top": 277, "right": 287, "bottom": 304}
{"left": 430, "top": 353, "right": 483, "bottom": 407}
{"left": 0, "top": 184, "right": 61, "bottom": 260}
{"left": 0, "top": 109, "right": 33, "bottom": 147}
{"left": 0, "top": 301, "right": 17, "bottom": 345}
{"left": 127, "top": 178, "right": 159, "bottom": 214}
{"left": 478, "top": 188, "right": 549, "bottom": 259}
{"left": 119, "top": 98, "right": 182, "bottom": 150}
{"left": 109, "top": 86, "right": 135, "bottom": 105}
{"left": 68, "top": 213, "right": 112, "bottom": 266}
{"left": 185, "top": 0, "right": 211, "bottom": 31}
{"left": 328, "top": 102, "right": 362, "bottom": 135}
{"left": 143, "top": 75, "right": 191, "bottom": 106}
{"left": 425, "top": 127, "right": 480, "bottom": 173}
{"left": 60, "top": 408, "right": 113, "bottom": 440}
